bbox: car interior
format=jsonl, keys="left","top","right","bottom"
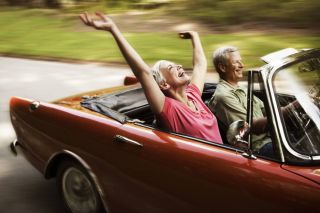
{"left": 80, "top": 83, "right": 230, "bottom": 144}
{"left": 80, "top": 82, "right": 300, "bottom": 146}
{"left": 81, "top": 83, "right": 216, "bottom": 124}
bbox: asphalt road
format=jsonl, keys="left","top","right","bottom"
{"left": 0, "top": 57, "right": 132, "bottom": 213}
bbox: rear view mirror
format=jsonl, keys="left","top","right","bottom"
{"left": 227, "top": 120, "right": 249, "bottom": 148}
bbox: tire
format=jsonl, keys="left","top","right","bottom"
{"left": 56, "top": 160, "right": 106, "bottom": 213}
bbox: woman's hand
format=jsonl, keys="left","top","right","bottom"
{"left": 178, "top": 31, "right": 198, "bottom": 39}
{"left": 180, "top": 30, "right": 206, "bottom": 92}
{"left": 79, "top": 12, "right": 116, "bottom": 32}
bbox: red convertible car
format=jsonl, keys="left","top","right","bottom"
{"left": 10, "top": 48, "right": 320, "bottom": 213}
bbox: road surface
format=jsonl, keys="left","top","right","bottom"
{"left": 0, "top": 57, "right": 132, "bottom": 212}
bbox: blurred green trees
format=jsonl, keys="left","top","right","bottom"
{"left": 2, "top": 0, "right": 319, "bottom": 28}
{"left": 2, "top": 0, "right": 167, "bottom": 8}
{"left": 181, "top": 0, "right": 320, "bottom": 27}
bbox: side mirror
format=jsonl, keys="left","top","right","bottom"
{"left": 226, "top": 120, "right": 250, "bottom": 148}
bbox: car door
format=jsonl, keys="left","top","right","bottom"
{"left": 94, "top": 122, "right": 320, "bottom": 213}
{"left": 11, "top": 96, "right": 320, "bottom": 213}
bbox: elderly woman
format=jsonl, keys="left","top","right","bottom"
{"left": 80, "top": 12, "right": 222, "bottom": 144}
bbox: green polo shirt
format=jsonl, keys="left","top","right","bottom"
{"left": 208, "top": 79, "right": 270, "bottom": 151}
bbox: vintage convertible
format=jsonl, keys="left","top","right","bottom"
{"left": 10, "top": 48, "right": 320, "bottom": 213}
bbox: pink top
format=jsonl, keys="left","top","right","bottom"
{"left": 157, "top": 84, "right": 223, "bottom": 144}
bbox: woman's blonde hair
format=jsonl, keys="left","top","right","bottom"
{"left": 151, "top": 60, "right": 167, "bottom": 86}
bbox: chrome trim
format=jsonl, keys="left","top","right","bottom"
{"left": 242, "top": 70, "right": 257, "bottom": 160}
{"left": 312, "top": 156, "right": 320, "bottom": 161}
{"left": 10, "top": 139, "right": 19, "bottom": 156}
{"left": 29, "top": 101, "right": 40, "bottom": 112}
{"left": 246, "top": 71, "right": 254, "bottom": 148}
{"left": 114, "top": 135, "right": 143, "bottom": 147}
{"left": 135, "top": 122, "right": 244, "bottom": 152}
{"left": 44, "top": 150, "right": 109, "bottom": 213}
{"left": 260, "top": 48, "right": 298, "bottom": 63}
{"left": 242, "top": 152, "right": 257, "bottom": 160}
{"left": 266, "top": 61, "right": 312, "bottom": 161}
{"left": 260, "top": 67, "right": 285, "bottom": 162}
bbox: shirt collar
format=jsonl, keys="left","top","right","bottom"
{"left": 219, "top": 79, "right": 244, "bottom": 92}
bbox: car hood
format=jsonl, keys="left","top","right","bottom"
{"left": 281, "top": 164, "right": 320, "bottom": 185}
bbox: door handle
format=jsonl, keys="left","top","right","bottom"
{"left": 114, "top": 135, "right": 143, "bottom": 147}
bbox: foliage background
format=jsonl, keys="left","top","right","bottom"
{"left": 0, "top": 0, "right": 319, "bottom": 69}
{"left": 181, "top": 0, "right": 320, "bottom": 26}
{"left": 2, "top": 0, "right": 320, "bottom": 28}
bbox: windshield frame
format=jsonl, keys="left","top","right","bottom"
{"left": 265, "top": 49, "right": 320, "bottom": 164}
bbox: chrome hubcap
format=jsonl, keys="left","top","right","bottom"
{"left": 62, "top": 167, "right": 97, "bottom": 213}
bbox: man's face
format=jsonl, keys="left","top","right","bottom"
{"left": 159, "top": 60, "right": 190, "bottom": 88}
{"left": 224, "top": 51, "right": 244, "bottom": 84}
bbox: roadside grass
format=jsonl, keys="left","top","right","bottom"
{"left": 0, "top": 8, "right": 319, "bottom": 70}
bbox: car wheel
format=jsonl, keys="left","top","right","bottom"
{"left": 57, "top": 161, "right": 105, "bottom": 213}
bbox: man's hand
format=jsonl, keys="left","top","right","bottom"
{"left": 178, "top": 31, "right": 198, "bottom": 39}
{"left": 79, "top": 12, "right": 115, "bottom": 31}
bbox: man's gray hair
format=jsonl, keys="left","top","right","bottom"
{"left": 151, "top": 60, "right": 166, "bottom": 85}
{"left": 212, "top": 46, "right": 238, "bottom": 74}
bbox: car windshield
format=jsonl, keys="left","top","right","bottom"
{"left": 273, "top": 56, "right": 320, "bottom": 156}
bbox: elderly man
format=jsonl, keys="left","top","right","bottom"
{"left": 208, "top": 46, "right": 273, "bottom": 156}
